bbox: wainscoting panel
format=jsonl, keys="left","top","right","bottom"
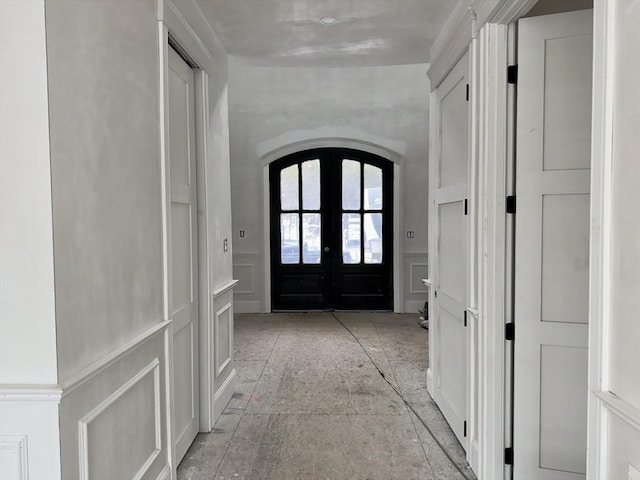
{"left": 215, "top": 303, "right": 233, "bottom": 375}
{"left": 233, "top": 253, "right": 262, "bottom": 313}
{"left": 235, "top": 253, "right": 427, "bottom": 314}
{"left": 210, "top": 284, "right": 238, "bottom": 426}
{"left": 78, "top": 360, "right": 161, "bottom": 480}
{"left": 58, "top": 324, "right": 170, "bottom": 480}
{"left": 404, "top": 253, "right": 429, "bottom": 313}
{"left": 0, "top": 388, "right": 62, "bottom": 479}
{"left": 0, "top": 436, "right": 28, "bottom": 480}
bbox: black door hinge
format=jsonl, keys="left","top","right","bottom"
{"left": 464, "top": 421, "right": 467, "bottom": 437}
{"left": 505, "top": 323, "right": 515, "bottom": 341}
{"left": 466, "top": 83, "right": 470, "bottom": 101}
{"left": 506, "top": 195, "right": 516, "bottom": 214}
{"left": 505, "top": 447, "right": 513, "bottom": 465}
{"left": 507, "top": 65, "right": 518, "bottom": 84}
{"left": 464, "top": 310, "right": 468, "bottom": 327}
{"left": 464, "top": 198, "right": 468, "bottom": 215}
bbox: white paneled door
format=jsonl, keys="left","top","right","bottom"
{"left": 432, "top": 52, "right": 470, "bottom": 447}
{"left": 513, "top": 10, "right": 592, "bottom": 479}
{"left": 168, "top": 46, "right": 199, "bottom": 463}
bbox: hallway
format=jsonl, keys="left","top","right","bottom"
{"left": 177, "top": 312, "right": 472, "bottom": 479}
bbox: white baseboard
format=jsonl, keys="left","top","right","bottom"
{"left": 156, "top": 465, "right": 171, "bottom": 480}
{"left": 404, "top": 300, "right": 426, "bottom": 314}
{"left": 426, "top": 368, "right": 434, "bottom": 396}
{"left": 234, "top": 300, "right": 261, "bottom": 313}
{"left": 213, "top": 368, "right": 237, "bottom": 426}
{"left": 470, "top": 439, "right": 480, "bottom": 475}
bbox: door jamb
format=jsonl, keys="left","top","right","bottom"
{"left": 427, "top": 1, "right": 554, "bottom": 478}
{"left": 471, "top": 3, "right": 595, "bottom": 479}
{"left": 159, "top": 3, "right": 217, "bottom": 474}
{"left": 261, "top": 140, "right": 404, "bottom": 313}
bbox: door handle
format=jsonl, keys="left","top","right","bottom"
{"left": 324, "top": 247, "right": 330, "bottom": 252}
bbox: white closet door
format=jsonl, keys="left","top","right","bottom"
{"left": 168, "top": 46, "right": 199, "bottom": 463}
{"left": 513, "top": 10, "right": 592, "bottom": 480}
{"left": 432, "top": 52, "right": 470, "bottom": 447}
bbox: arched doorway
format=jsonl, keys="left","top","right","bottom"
{"left": 269, "top": 148, "right": 393, "bottom": 310}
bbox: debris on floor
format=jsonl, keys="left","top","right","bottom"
{"left": 418, "top": 301, "right": 429, "bottom": 329}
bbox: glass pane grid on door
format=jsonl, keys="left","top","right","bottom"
{"left": 279, "top": 159, "right": 321, "bottom": 265}
{"left": 270, "top": 148, "right": 393, "bottom": 311}
{"left": 341, "top": 159, "right": 383, "bottom": 265}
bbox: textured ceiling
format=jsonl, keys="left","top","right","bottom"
{"left": 195, "top": 0, "right": 456, "bottom": 67}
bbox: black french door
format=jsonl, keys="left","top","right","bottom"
{"left": 270, "top": 148, "right": 393, "bottom": 310}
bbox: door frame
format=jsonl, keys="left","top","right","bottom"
{"left": 428, "top": 49, "right": 472, "bottom": 451}
{"left": 427, "top": 0, "right": 595, "bottom": 479}
{"left": 260, "top": 139, "right": 404, "bottom": 313}
{"left": 158, "top": 4, "right": 218, "bottom": 472}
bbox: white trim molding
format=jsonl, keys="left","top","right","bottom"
{"left": 587, "top": 1, "right": 615, "bottom": 478}
{"left": 0, "top": 386, "right": 62, "bottom": 479}
{"left": 0, "top": 386, "right": 63, "bottom": 403}
{"left": 213, "top": 368, "right": 237, "bottom": 421}
{"left": 61, "top": 321, "right": 170, "bottom": 396}
{"left": 215, "top": 302, "right": 233, "bottom": 375}
{"left": 212, "top": 279, "right": 239, "bottom": 298}
{"left": 595, "top": 392, "right": 640, "bottom": 434}
{"left": 78, "top": 359, "right": 162, "bottom": 480}
{"left": 0, "top": 436, "right": 29, "bottom": 480}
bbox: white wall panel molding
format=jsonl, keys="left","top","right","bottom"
{"left": 156, "top": 465, "right": 171, "bottom": 480}
{"left": 595, "top": 391, "right": 640, "bottom": 434}
{"left": 214, "top": 303, "right": 233, "bottom": 375}
{"left": 207, "top": 289, "right": 236, "bottom": 427}
{"left": 0, "top": 436, "right": 28, "bottom": 480}
{"left": 406, "top": 256, "right": 429, "bottom": 294}
{"left": 233, "top": 254, "right": 262, "bottom": 313}
{"left": 78, "top": 359, "right": 162, "bottom": 480}
{"left": 234, "top": 265, "right": 255, "bottom": 294}
{"left": 58, "top": 332, "right": 169, "bottom": 480}
{"left": 0, "top": 393, "right": 61, "bottom": 479}
{"left": 0, "top": 387, "right": 62, "bottom": 403}
{"left": 60, "top": 320, "right": 170, "bottom": 396}
{"left": 212, "top": 279, "right": 239, "bottom": 298}
{"left": 404, "top": 253, "right": 429, "bottom": 313}
{"left": 213, "top": 368, "right": 237, "bottom": 422}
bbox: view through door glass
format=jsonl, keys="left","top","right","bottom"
{"left": 270, "top": 148, "right": 393, "bottom": 311}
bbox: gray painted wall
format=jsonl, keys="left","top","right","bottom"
{"left": 0, "top": 1, "right": 58, "bottom": 385}
{"left": 228, "top": 59, "right": 430, "bottom": 312}
{"left": 46, "top": 0, "right": 164, "bottom": 382}
{"left": 44, "top": 0, "right": 233, "bottom": 383}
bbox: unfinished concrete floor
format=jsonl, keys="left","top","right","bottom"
{"left": 177, "top": 312, "right": 474, "bottom": 480}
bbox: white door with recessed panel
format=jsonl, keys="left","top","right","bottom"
{"left": 431, "top": 51, "right": 470, "bottom": 447}
{"left": 513, "top": 10, "right": 592, "bottom": 479}
{"left": 168, "top": 46, "right": 199, "bottom": 463}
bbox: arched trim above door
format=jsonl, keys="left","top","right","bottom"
{"left": 260, "top": 138, "right": 405, "bottom": 313}
{"left": 259, "top": 137, "right": 404, "bottom": 168}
